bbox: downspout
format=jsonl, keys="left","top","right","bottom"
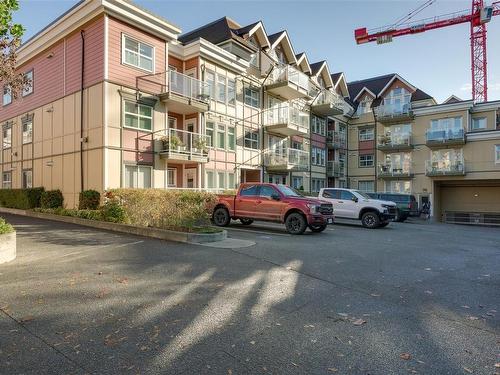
{"left": 80, "top": 30, "right": 85, "bottom": 193}
{"left": 371, "top": 99, "right": 378, "bottom": 191}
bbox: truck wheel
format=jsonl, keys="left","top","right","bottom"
{"left": 395, "top": 209, "right": 407, "bottom": 222}
{"left": 285, "top": 213, "right": 307, "bottom": 235}
{"left": 240, "top": 218, "right": 254, "bottom": 225}
{"left": 213, "top": 207, "right": 230, "bottom": 227}
{"left": 309, "top": 224, "right": 327, "bottom": 233}
{"left": 361, "top": 211, "right": 380, "bottom": 229}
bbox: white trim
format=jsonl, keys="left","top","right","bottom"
{"left": 123, "top": 164, "right": 153, "bottom": 188}
{"left": 103, "top": 82, "right": 108, "bottom": 190}
{"left": 412, "top": 100, "right": 474, "bottom": 116}
{"left": 353, "top": 87, "right": 376, "bottom": 102}
{"left": 495, "top": 144, "right": 500, "bottom": 164}
{"left": 123, "top": 100, "right": 154, "bottom": 132}
{"left": 246, "top": 22, "right": 270, "bottom": 49}
{"left": 121, "top": 33, "right": 155, "bottom": 73}
{"left": 442, "top": 95, "right": 462, "bottom": 104}
{"left": 311, "top": 61, "right": 334, "bottom": 88}
{"left": 295, "top": 53, "right": 312, "bottom": 74}
{"left": 268, "top": 31, "right": 297, "bottom": 65}
{"left": 378, "top": 74, "right": 417, "bottom": 97}
{"left": 104, "top": 14, "right": 109, "bottom": 81}
{"left": 469, "top": 100, "right": 500, "bottom": 112}
{"left": 466, "top": 130, "right": 500, "bottom": 140}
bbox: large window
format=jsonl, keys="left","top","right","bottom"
{"left": 244, "top": 130, "right": 259, "bottom": 149}
{"left": 244, "top": 86, "right": 260, "bottom": 108}
{"left": 228, "top": 172, "right": 235, "bottom": 189}
{"left": 2, "top": 172, "right": 12, "bottom": 189}
{"left": 227, "top": 126, "right": 235, "bottom": 151}
{"left": 430, "top": 117, "right": 462, "bottom": 132}
{"left": 311, "top": 178, "right": 325, "bottom": 193}
{"left": 206, "top": 71, "right": 216, "bottom": 98}
{"left": 248, "top": 36, "right": 260, "bottom": 68}
{"left": 23, "top": 70, "right": 33, "bottom": 97}
{"left": 292, "top": 176, "right": 303, "bottom": 190}
{"left": 167, "top": 168, "right": 176, "bottom": 187}
{"left": 217, "top": 74, "right": 226, "bottom": 103}
{"left": 206, "top": 171, "right": 215, "bottom": 189}
{"left": 358, "top": 180, "right": 374, "bottom": 193}
{"left": 206, "top": 122, "right": 214, "bottom": 147}
{"left": 22, "top": 118, "right": 33, "bottom": 144}
{"left": 311, "top": 147, "right": 326, "bottom": 166}
{"left": 312, "top": 116, "right": 326, "bottom": 135}
{"left": 124, "top": 101, "right": 152, "bottom": 131}
{"left": 22, "top": 169, "right": 32, "bottom": 189}
{"left": 471, "top": 117, "right": 487, "bottom": 131}
{"left": 216, "top": 124, "right": 225, "bottom": 149}
{"left": 124, "top": 165, "right": 152, "bottom": 188}
{"left": 206, "top": 122, "right": 234, "bottom": 151}
{"left": 359, "top": 128, "right": 374, "bottom": 141}
{"left": 122, "top": 35, "right": 154, "bottom": 72}
{"left": 3, "top": 86, "right": 11, "bottom": 106}
{"left": 359, "top": 154, "right": 374, "bottom": 167}
{"left": 228, "top": 78, "right": 236, "bottom": 105}
{"left": 386, "top": 180, "right": 411, "bottom": 194}
{"left": 2, "top": 125, "right": 12, "bottom": 149}
{"left": 356, "top": 96, "right": 372, "bottom": 116}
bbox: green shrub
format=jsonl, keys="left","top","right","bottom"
{"left": 40, "top": 190, "right": 64, "bottom": 209}
{"left": 0, "top": 187, "right": 44, "bottom": 209}
{"left": 108, "top": 189, "right": 217, "bottom": 230}
{"left": 100, "top": 193, "right": 127, "bottom": 223}
{"left": 0, "top": 218, "right": 14, "bottom": 234}
{"left": 34, "top": 207, "right": 103, "bottom": 221}
{"left": 78, "top": 190, "right": 100, "bottom": 210}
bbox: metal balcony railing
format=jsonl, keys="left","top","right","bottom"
{"left": 425, "top": 157, "right": 465, "bottom": 176}
{"left": 378, "top": 163, "right": 413, "bottom": 178}
{"left": 264, "top": 148, "right": 309, "bottom": 170}
{"left": 137, "top": 70, "right": 211, "bottom": 103}
{"left": 375, "top": 102, "right": 412, "bottom": 119}
{"left": 314, "top": 89, "right": 344, "bottom": 108}
{"left": 263, "top": 105, "right": 310, "bottom": 133}
{"left": 157, "top": 128, "right": 211, "bottom": 158}
{"left": 327, "top": 130, "right": 347, "bottom": 148}
{"left": 377, "top": 133, "right": 412, "bottom": 148}
{"left": 426, "top": 127, "right": 465, "bottom": 144}
{"left": 327, "top": 160, "right": 345, "bottom": 177}
{"left": 267, "top": 64, "right": 315, "bottom": 95}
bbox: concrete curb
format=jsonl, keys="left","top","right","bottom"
{"left": 0, "top": 207, "right": 226, "bottom": 244}
{"left": 0, "top": 231, "right": 16, "bottom": 264}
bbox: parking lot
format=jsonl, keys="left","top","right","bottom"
{"left": 0, "top": 214, "right": 499, "bottom": 374}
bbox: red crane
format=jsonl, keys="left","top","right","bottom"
{"left": 354, "top": 0, "right": 500, "bottom": 102}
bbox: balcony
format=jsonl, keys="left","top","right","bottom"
{"left": 264, "top": 148, "right": 309, "bottom": 172}
{"left": 265, "top": 65, "right": 316, "bottom": 100}
{"left": 426, "top": 128, "right": 466, "bottom": 147}
{"left": 157, "top": 128, "right": 210, "bottom": 163}
{"left": 377, "top": 133, "right": 413, "bottom": 152}
{"left": 263, "top": 105, "right": 309, "bottom": 136}
{"left": 327, "top": 131, "right": 347, "bottom": 149}
{"left": 327, "top": 160, "right": 345, "bottom": 178}
{"left": 375, "top": 103, "right": 413, "bottom": 124}
{"left": 311, "top": 90, "right": 344, "bottom": 116}
{"left": 137, "top": 70, "right": 210, "bottom": 114}
{"left": 425, "top": 158, "right": 465, "bottom": 177}
{"left": 378, "top": 164, "right": 413, "bottom": 179}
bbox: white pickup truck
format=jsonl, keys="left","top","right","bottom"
{"left": 318, "top": 188, "right": 397, "bottom": 229}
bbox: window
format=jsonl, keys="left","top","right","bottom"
{"left": 240, "top": 184, "right": 258, "bottom": 196}
{"left": 123, "top": 35, "right": 153, "bottom": 72}
{"left": 292, "top": 176, "right": 303, "bottom": 190}
{"left": 495, "top": 145, "right": 500, "bottom": 164}
{"left": 430, "top": 117, "right": 462, "bottom": 131}
{"left": 216, "top": 125, "right": 225, "bottom": 149}
{"left": 340, "top": 190, "right": 355, "bottom": 200}
{"left": 22, "top": 118, "right": 33, "bottom": 144}
{"left": 217, "top": 172, "right": 225, "bottom": 189}
{"left": 260, "top": 185, "right": 277, "bottom": 198}
{"left": 2, "top": 172, "right": 11, "bottom": 189}
{"left": 206, "top": 71, "right": 216, "bottom": 98}
{"left": 244, "top": 130, "right": 259, "bottom": 149}
{"left": 322, "top": 189, "right": 339, "bottom": 199}
{"left": 359, "top": 154, "right": 374, "bottom": 167}
{"left": 227, "top": 126, "right": 235, "bottom": 151}
{"left": 356, "top": 96, "right": 372, "bottom": 116}
{"left": 3, "top": 125, "right": 12, "bottom": 149}
{"left": 217, "top": 74, "right": 226, "bottom": 103}
{"left": 206, "top": 170, "right": 215, "bottom": 189}
{"left": 311, "top": 179, "right": 326, "bottom": 193}
{"left": 359, "top": 128, "right": 374, "bottom": 141}
{"left": 124, "top": 101, "right": 152, "bottom": 131}
{"left": 312, "top": 116, "right": 326, "bottom": 135}
{"left": 228, "top": 78, "right": 236, "bottom": 105}
{"left": 312, "top": 147, "right": 326, "bottom": 166}
{"left": 275, "top": 45, "right": 287, "bottom": 64}
{"left": 3, "top": 86, "right": 11, "bottom": 106}
{"left": 471, "top": 117, "right": 487, "bottom": 130}
{"left": 244, "top": 86, "right": 260, "bottom": 108}
{"left": 358, "top": 180, "right": 374, "bottom": 193}
{"left": 386, "top": 181, "right": 411, "bottom": 194}
{"left": 124, "top": 165, "right": 152, "bottom": 188}
{"left": 22, "top": 170, "right": 32, "bottom": 189}
{"left": 227, "top": 173, "right": 235, "bottom": 189}
{"left": 206, "top": 122, "right": 214, "bottom": 147}
{"left": 167, "top": 168, "right": 176, "bottom": 187}
{"left": 23, "top": 70, "right": 33, "bottom": 96}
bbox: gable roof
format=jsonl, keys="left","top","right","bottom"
{"left": 331, "top": 72, "right": 350, "bottom": 98}
{"left": 267, "top": 30, "right": 297, "bottom": 64}
{"left": 331, "top": 72, "right": 343, "bottom": 85}
{"left": 234, "top": 21, "right": 270, "bottom": 48}
{"left": 295, "top": 52, "right": 312, "bottom": 74}
{"left": 310, "top": 60, "right": 334, "bottom": 88}
{"left": 443, "top": 95, "right": 462, "bottom": 104}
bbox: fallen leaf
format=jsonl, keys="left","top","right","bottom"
{"left": 352, "top": 318, "right": 366, "bottom": 326}
{"left": 19, "top": 316, "right": 34, "bottom": 323}
{"left": 424, "top": 268, "right": 431, "bottom": 271}
{"left": 424, "top": 290, "right": 433, "bottom": 295}
{"left": 116, "top": 278, "right": 128, "bottom": 285}
{"left": 468, "top": 316, "right": 479, "bottom": 320}
{"left": 461, "top": 305, "right": 471, "bottom": 309}
{"left": 291, "top": 362, "right": 298, "bottom": 367}
{"left": 400, "top": 353, "right": 411, "bottom": 360}
{"left": 250, "top": 341, "right": 255, "bottom": 345}
{"left": 328, "top": 368, "right": 338, "bottom": 373}
{"left": 463, "top": 367, "right": 473, "bottom": 373}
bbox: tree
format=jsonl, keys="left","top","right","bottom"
{"left": 1, "top": 0, "right": 29, "bottom": 99}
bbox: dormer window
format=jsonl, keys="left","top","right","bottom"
{"left": 384, "top": 87, "right": 411, "bottom": 108}
{"left": 318, "top": 75, "right": 326, "bottom": 89}
{"left": 275, "top": 45, "right": 287, "bottom": 64}
{"left": 356, "top": 96, "right": 373, "bottom": 116}
{"left": 248, "top": 36, "right": 260, "bottom": 68}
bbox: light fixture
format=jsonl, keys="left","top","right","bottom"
{"left": 46, "top": 52, "right": 54, "bottom": 59}
{"left": 46, "top": 161, "right": 54, "bottom": 167}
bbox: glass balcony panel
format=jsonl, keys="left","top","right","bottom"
{"left": 157, "top": 128, "right": 211, "bottom": 161}
{"left": 426, "top": 127, "right": 465, "bottom": 143}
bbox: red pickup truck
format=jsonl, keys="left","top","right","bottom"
{"left": 212, "top": 183, "right": 334, "bottom": 234}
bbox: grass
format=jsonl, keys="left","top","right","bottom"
{"left": 0, "top": 218, "right": 14, "bottom": 234}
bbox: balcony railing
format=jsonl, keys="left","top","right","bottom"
{"left": 137, "top": 70, "right": 211, "bottom": 113}
{"left": 264, "top": 148, "right": 309, "bottom": 171}
{"left": 327, "top": 160, "right": 345, "bottom": 177}
{"left": 266, "top": 64, "right": 316, "bottom": 99}
{"left": 157, "top": 128, "right": 211, "bottom": 163}
{"left": 378, "top": 164, "right": 413, "bottom": 179}
{"left": 377, "top": 133, "right": 413, "bottom": 151}
{"left": 425, "top": 158, "right": 465, "bottom": 176}
{"left": 311, "top": 90, "right": 344, "bottom": 116}
{"left": 327, "top": 131, "right": 347, "bottom": 149}
{"left": 375, "top": 103, "right": 413, "bottom": 123}
{"left": 263, "top": 105, "right": 309, "bottom": 136}
{"left": 426, "top": 128, "right": 465, "bottom": 146}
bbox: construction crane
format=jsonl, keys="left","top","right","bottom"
{"left": 354, "top": 0, "right": 500, "bottom": 102}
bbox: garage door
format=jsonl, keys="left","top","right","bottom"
{"left": 440, "top": 185, "right": 500, "bottom": 225}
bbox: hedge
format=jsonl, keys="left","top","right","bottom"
{"left": 41, "top": 190, "right": 64, "bottom": 209}
{"left": 0, "top": 217, "right": 14, "bottom": 234}
{"left": 79, "top": 190, "right": 100, "bottom": 210}
{"left": 0, "top": 187, "right": 44, "bottom": 209}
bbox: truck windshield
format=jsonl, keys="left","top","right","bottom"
{"left": 277, "top": 185, "right": 302, "bottom": 197}
{"left": 353, "top": 190, "right": 371, "bottom": 199}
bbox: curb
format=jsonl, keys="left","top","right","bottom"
{"left": 0, "top": 207, "right": 226, "bottom": 244}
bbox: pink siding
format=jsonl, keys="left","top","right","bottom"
{"left": 123, "top": 128, "right": 153, "bottom": 164}
{"left": 108, "top": 17, "right": 167, "bottom": 88}
{"left": 0, "top": 17, "right": 104, "bottom": 122}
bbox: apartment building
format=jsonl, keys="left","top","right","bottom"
{"left": 1, "top": 0, "right": 499, "bottom": 223}
{"left": 345, "top": 73, "right": 500, "bottom": 222}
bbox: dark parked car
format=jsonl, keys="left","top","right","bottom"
{"left": 366, "top": 192, "right": 418, "bottom": 222}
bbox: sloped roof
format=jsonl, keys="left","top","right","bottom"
{"left": 233, "top": 21, "right": 260, "bottom": 36}
{"left": 443, "top": 95, "right": 462, "bottom": 104}
{"left": 267, "top": 31, "right": 283, "bottom": 46}
{"left": 310, "top": 61, "right": 325, "bottom": 76}
{"left": 331, "top": 72, "right": 343, "bottom": 85}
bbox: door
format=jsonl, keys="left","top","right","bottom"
{"left": 184, "top": 168, "right": 196, "bottom": 189}
{"left": 268, "top": 174, "right": 286, "bottom": 185}
{"left": 256, "top": 184, "right": 285, "bottom": 221}
{"left": 338, "top": 190, "right": 359, "bottom": 219}
{"left": 268, "top": 136, "right": 286, "bottom": 166}
{"left": 234, "top": 184, "right": 259, "bottom": 218}
{"left": 321, "top": 189, "right": 343, "bottom": 216}
{"left": 185, "top": 120, "right": 195, "bottom": 150}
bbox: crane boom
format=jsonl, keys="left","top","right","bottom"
{"left": 354, "top": 1, "right": 500, "bottom": 102}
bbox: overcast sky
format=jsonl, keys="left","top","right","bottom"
{"left": 15, "top": 0, "right": 500, "bottom": 103}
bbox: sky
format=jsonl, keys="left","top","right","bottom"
{"left": 14, "top": 0, "right": 500, "bottom": 103}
